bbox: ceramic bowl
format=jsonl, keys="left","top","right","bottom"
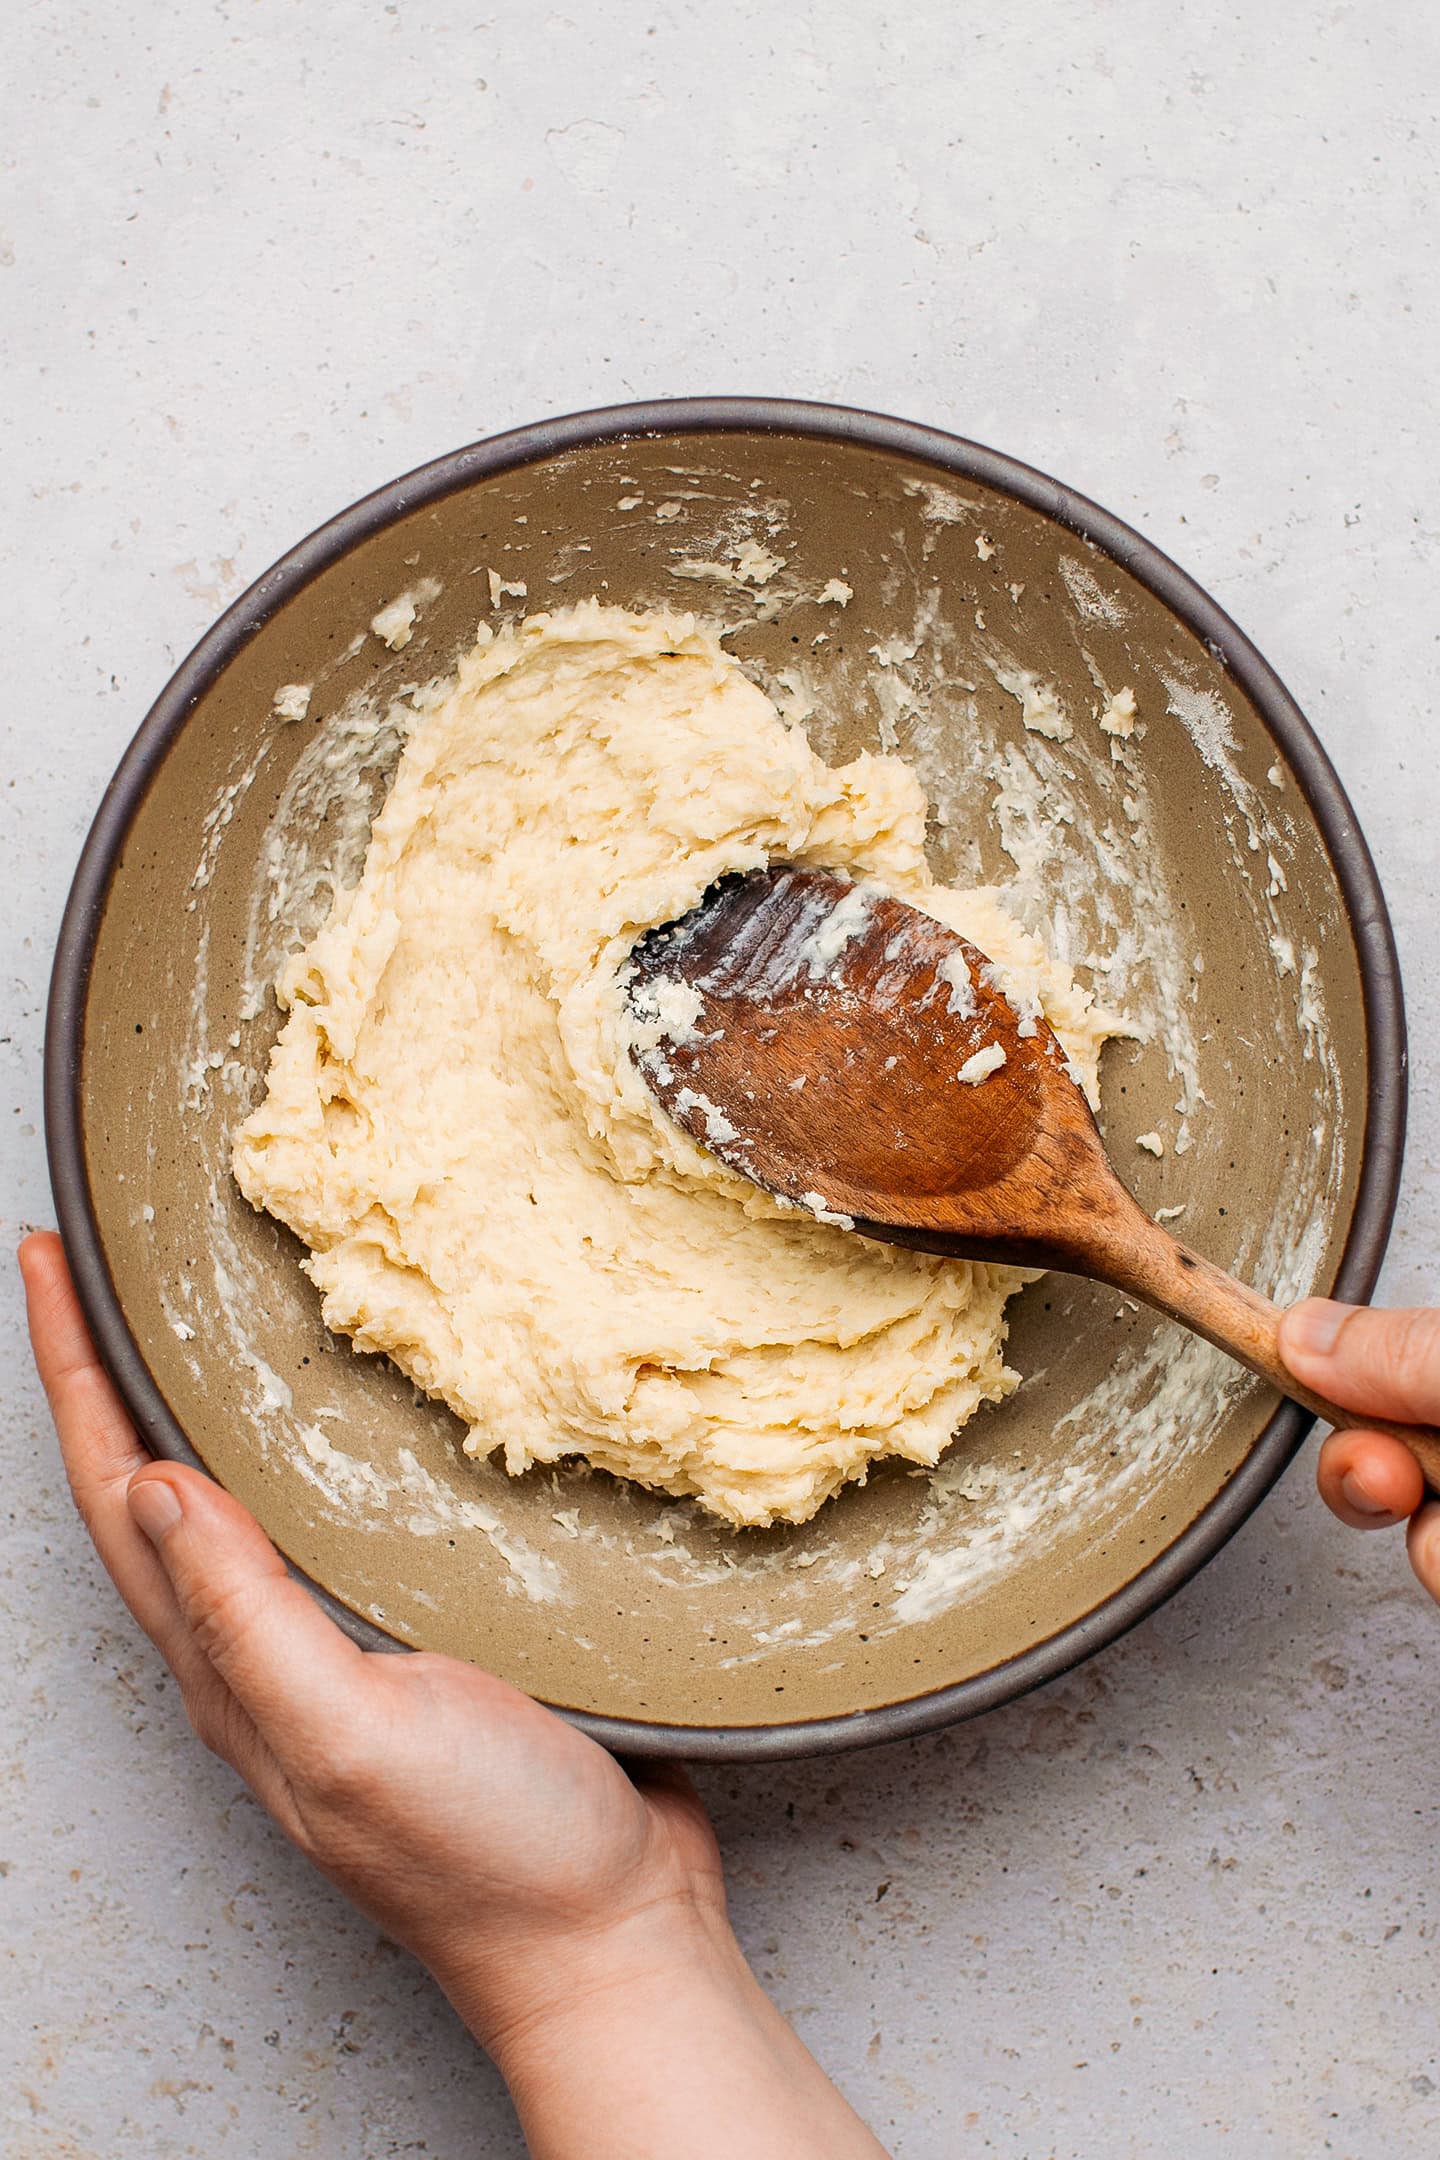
{"left": 46, "top": 399, "right": 1404, "bottom": 1758}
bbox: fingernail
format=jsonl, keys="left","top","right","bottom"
{"left": 128, "top": 1475, "right": 183, "bottom": 1542}
{"left": 1413, "top": 1510, "right": 1440, "bottom": 1579}
{"left": 1340, "top": 1470, "right": 1394, "bottom": 1518}
{"left": 1284, "top": 1301, "right": 1357, "bottom": 1358}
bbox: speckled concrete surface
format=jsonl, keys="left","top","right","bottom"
{"left": 4, "top": 3, "right": 1439, "bottom": 2153}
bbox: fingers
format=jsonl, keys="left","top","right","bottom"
{"left": 1316, "top": 1426, "right": 1440, "bottom": 1608}
{"left": 1316, "top": 1428, "right": 1424, "bottom": 1529}
{"left": 21, "top": 1234, "right": 359, "bottom": 1812}
{"left": 1285, "top": 1301, "right": 1440, "bottom": 1581}
{"left": 22, "top": 1230, "right": 148, "bottom": 1489}
{"left": 21, "top": 1232, "right": 360, "bottom": 1748}
{"left": 20, "top": 1234, "right": 303, "bottom": 1804}
{"left": 1406, "top": 1503, "right": 1440, "bottom": 1604}
{"left": 125, "top": 1463, "right": 365, "bottom": 1760}
{"left": 1281, "top": 1299, "right": 1440, "bottom": 1424}
{"left": 20, "top": 1232, "right": 193, "bottom": 1653}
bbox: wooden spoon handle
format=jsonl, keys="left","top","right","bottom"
{"left": 1084, "top": 1199, "right": 1440, "bottom": 1491}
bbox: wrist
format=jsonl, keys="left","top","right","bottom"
{"left": 434, "top": 1884, "right": 750, "bottom": 2073}
{"left": 444, "top": 1890, "right": 890, "bottom": 2159}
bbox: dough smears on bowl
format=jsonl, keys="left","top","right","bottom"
{"left": 233, "top": 601, "right": 1118, "bottom": 1528}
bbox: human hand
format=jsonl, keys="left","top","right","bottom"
{"left": 20, "top": 1232, "right": 888, "bottom": 2159}
{"left": 1280, "top": 1299, "right": 1440, "bottom": 1602}
{"left": 18, "top": 1233, "right": 720, "bottom": 2042}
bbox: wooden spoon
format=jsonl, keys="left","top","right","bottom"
{"left": 626, "top": 864, "right": 1440, "bottom": 1485}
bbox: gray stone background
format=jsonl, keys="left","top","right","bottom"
{"left": 4, "top": 2, "right": 1438, "bottom": 2153}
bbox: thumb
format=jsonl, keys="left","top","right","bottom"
{"left": 1279, "top": 1301, "right": 1440, "bottom": 1426}
{"left": 127, "top": 1464, "right": 364, "bottom": 1748}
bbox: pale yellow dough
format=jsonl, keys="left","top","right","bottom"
{"left": 234, "top": 603, "right": 1114, "bottom": 1527}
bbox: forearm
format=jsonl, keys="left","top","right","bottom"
{"left": 442, "top": 1903, "right": 890, "bottom": 2160}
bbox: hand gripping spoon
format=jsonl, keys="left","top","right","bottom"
{"left": 625, "top": 865, "right": 1440, "bottom": 1486}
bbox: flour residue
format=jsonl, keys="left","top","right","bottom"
{"left": 1159, "top": 671, "right": 1240, "bottom": 774}
{"left": 1060, "top": 554, "right": 1130, "bottom": 628}
{"left": 370, "top": 577, "right": 441, "bottom": 652}
{"left": 902, "top": 476, "right": 980, "bottom": 527}
{"left": 272, "top": 682, "right": 312, "bottom": 724}
{"left": 957, "top": 1043, "right": 1007, "bottom": 1085}
{"left": 893, "top": 1330, "right": 1248, "bottom": 1624}
{"left": 1098, "top": 685, "right": 1137, "bottom": 739}
{"left": 670, "top": 539, "right": 787, "bottom": 589}
{"left": 487, "top": 567, "right": 528, "bottom": 608}
{"left": 995, "top": 665, "right": 1072, "bottom": 742}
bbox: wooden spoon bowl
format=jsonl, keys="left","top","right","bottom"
{"left": 629, "top": 866, "right": 1440, "bottom": 1487}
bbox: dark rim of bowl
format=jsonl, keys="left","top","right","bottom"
{"left": 45, "top": 396, "right": 1408, "bottom": 1763}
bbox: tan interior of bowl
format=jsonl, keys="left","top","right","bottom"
{"left": 79, "top": 430, "right": 1367, "bottom": 1732}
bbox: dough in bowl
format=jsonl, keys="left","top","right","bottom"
{"left": 234, "top": 602, "right": 1116, "bottom": 1526}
